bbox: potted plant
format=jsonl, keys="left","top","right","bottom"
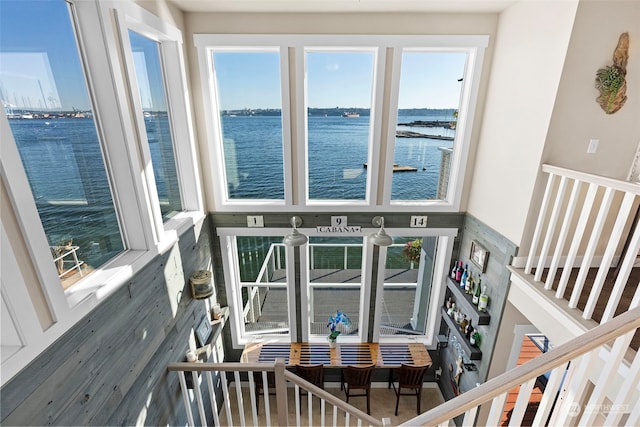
{"left": 402, "top": 238, "right": 422, "bottom": 267}
{"left": 327, "top": 310, "right": 351, "bottom": 348}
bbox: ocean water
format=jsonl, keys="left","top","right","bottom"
{"left": 10, "top": 113, "right": 455, "bottom": 271}
{"left": 221, "top": 115, "right": 455, "bottom": 200}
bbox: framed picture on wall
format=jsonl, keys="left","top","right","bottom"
{"left": 470, "top": 240, "right": 489, "bottom": 273}
{"left": 195, "top": 315, "right": 212, "bottom": 347}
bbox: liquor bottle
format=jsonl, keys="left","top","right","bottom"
{"left": 450, "top": 261, "right": 458, "bottom": 280}
{"left": 472, "top": 276, "right": 482, "bottom": 305}
{"left": 465, "top": 271, "right": 473, "bottom": 294}
{"left": 465, "top": 319, "right": 473, "bottom": 339}
{"left": 470, "top": 330, "right": 480, "bottom": 347}
{"left": 460, "top": 264, "right": 468, "bottom": 289}
{"left": 459, "top": 315, "right": 468, "bottom": 333}
{"left": 447, "top": 302, "right": 456, "bottom": 317}
{"left": 455, "top": 261, "right": 463, "bottom": 282}
{"left": 478, "top": 285, "right": 489, "bottom": 312}
{"left": 446, "top": 296, "right": 453, "bottom": 310}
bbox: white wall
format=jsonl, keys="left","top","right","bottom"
{"left": 467, "top": 0, "right": 578, "bottom": 246}
{"left": 542, "top": 0, "right": 640, "bottom": 178}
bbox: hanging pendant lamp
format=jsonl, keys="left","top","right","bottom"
{"left": 369, "top": 216, "right": 393, "bottom": 246}
{"left": 283, "top": 216, "right": 308, "bottom": 247}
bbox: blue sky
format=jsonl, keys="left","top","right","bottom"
{"left": 1, "top": 0, "right": 465, "bottom": 112}
{"left": 0, "top": 0, "right": 90, "bottom": 111}
{"left": 215, "top": 50, "right": 466, "bottom": 110}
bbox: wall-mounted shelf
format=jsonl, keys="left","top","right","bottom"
{"left": 446, "top": 278, "right": 490, "bottom": 326}
{"left": 441, "top": 307, "right": 482, "bottom": 360}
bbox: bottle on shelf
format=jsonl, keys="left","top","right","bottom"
{"left": 470, "top": 330, "right": 480, "bottom": 347}
{"left": 465, "top": 319, "right": 473, "bottom": 339}
{"left": 455, "top": 261, "right": 463, "bottom": 282}
{"left": 446, "top": 296, "right": 453, "bottom": 310}
{"left": 450, "top": 261, "right": 458, "bottom": 280}
{"left": 478, "top": 285, "right": 489, "bottom": 312}
{"left": 459, "top": 315, "right": 468, "bottom": 334}
{"left": 465, "top": 271, "right": 474, "bottom": 294}
{"left": 472, "top": 275, "right": 482, "bottom": 305}
{"left": 460, "top": 264, "right": 468, "bottom": 289}
{"left": 447, "top": 302, "right": 456, "bottom": 317}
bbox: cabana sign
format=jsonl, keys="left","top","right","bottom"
{"left": 316, "top": 216, "right": 361, "bottom": 234}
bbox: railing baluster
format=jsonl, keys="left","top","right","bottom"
{"left": 535, "top": 175, "right": 568, "bottom": 281}
{"left": 526, "top": 172, "right": 556, "bottom": 274}
{"left": 345, "top": 411, "right": 350, "bottom": 425}
{"left": 508, "top": 378, "right": 537, "bottom": 427}
{"left": 579, "top": 328, "right": 636, "bottom": 426}
{"left": 461, "top": 406, "right": 478, "bottom": 426}
{"left": 177, "top": 371, "right": 195, "bottom": 426}
{"left": 261, "top": 370, "right": 272, "bottom": 426}
{"left": 545, "top": 179, "right": 582, "bottom": 290}
{"left": 602, "top": 218, "right": 640, "bottom": 321}
{"left": 248, "top": 371, "right": 258, "bottom": 426}
{"left": 557, "top": 182, "right": 598, "bottom": 299}
{"left": 485, "top": 392, "right": 508, "bottom": 425}
{"left": 548, "top": 353, "right": 593, "bottom": 426}
{"left": 333, "top": 405, "right": 338, "bottom": 426}
{"left": 604, "top": 349, "right": 640, "bottom": 426}
{"left": 221, "top": 371, "right": 234, "bottom": 426}
{"left": 531, "top": 362, "right": 570, "bottom": 426}
{"left": 205, "top": 371, "right": 221, "bottom": 427}
{"left": 321, "top": 398, "right": 326, "bottom": 426}
{"left": 192, "top": 370, "right": 207, "bottom": 425}
{"left": 233, "top": 371, "right": 246, "bottom": 426}
{"left": 584, "top": 191, "right": 636, "bottom": 320}
{"left": 308, "top": 390, "right": 313, "bottom": 426}
{"left": 569, "top": 186, "right": 614, "bottom": 309}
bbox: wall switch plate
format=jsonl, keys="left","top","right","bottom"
{"left": 587, "top": 138, "right": 599, "bottom": 154}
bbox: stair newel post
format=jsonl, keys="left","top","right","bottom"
{"left": 274, "top": 358, "right": 289, "bottom": 426}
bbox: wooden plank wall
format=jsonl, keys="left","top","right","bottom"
{"left": 0, "top": 217, "right": 214, "bottom": 426}
{"left": 437, "top": 214, "right": 518, "bottom": 399}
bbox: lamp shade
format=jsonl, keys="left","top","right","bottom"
{"left": 283, "top": 216, "right": 308, "bottom": 247}
{"left": 369, "top": 216, "right": 393, "bottom": 246}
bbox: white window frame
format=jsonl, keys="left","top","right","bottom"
{"left": 217, "top": 226, "right": 455, "bottom": 349}
{"left": 195, "top": 34, "right": 487, "bottom": 213}
{"left": 0, "top": 0, "right": 203, "bottom": 385}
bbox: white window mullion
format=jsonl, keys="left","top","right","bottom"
{"left": 280, "top": 45, "right": 294, "bottom": 207}
{"left": 366, "top": 47, "right": 386, "bottom": 206}
{"left": 381, "top": 47, "right": 403, "bottom": 206}
{"left": 296, "top": 46, "right": 309, "bottom": 206}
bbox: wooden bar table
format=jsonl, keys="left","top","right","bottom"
{"left": 241, "top": 342, "right": 432, "bottom": 368}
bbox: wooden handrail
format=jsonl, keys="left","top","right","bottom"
{"left": 401, "top": 306, "right": 640, "bottom": 426}
{"left": 542, "top": 164, "right": 640, "bottom": 194}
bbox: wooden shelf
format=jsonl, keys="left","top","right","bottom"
{"left": 441, "top": 307, "right": 482, "bottom": 360}
{"left": 446, "top": 278, "right": 490, "bottom": 326}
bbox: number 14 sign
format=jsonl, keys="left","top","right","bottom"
{"left": 410, "top": 216, "right": 428, "bottom": 228}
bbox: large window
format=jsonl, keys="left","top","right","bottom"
{"left": 0, "top": 0, "right": 203, "bottom": 382}
{"left": 196, "top": 35, "right": 487, "bottom": 212}
{"left": 212, "top": 50, "right": 286, "bottom": 201}
{"left": 218, "top": 226, "right": 455, "bottom": 347}
{"left": 306, "top": 50, "right": 375, "bottom": 202}
{"left": 128, "top": 30, "right": 183, "bottom": 220}
{"left": 391, "top": 51, "right": 466, "bottom": 201}
{"left": 0, "top": 0, "right": 124, "bottom": 288}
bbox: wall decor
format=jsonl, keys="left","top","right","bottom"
{"left": 195, "top": 315, "right": 212, "bottom": 347}
{"left": 595, "top": 32, "right": 629, "bottom": 114}
{"left": 470, "top": 240, "right": 489, "bottom": 273}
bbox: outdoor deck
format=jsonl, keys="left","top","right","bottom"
{"left": 247, "top": 268, "right": 421, "bottom": 335}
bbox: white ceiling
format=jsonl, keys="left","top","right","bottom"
{"left": 168, "top": 0, "right": 518, "bottom": 14}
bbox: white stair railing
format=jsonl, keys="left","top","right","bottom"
{"left": 521, "top": 164, "right": 640, "bottom": 323}
{"left": 400, "top": 306, "right": 640, "bottom": 426}
{"left": 167, "top": 358, "right": 387, "bottom": 427}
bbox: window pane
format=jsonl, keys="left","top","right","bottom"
{"left": 380, "top": 236, "right": 436, "bottom": 336}
{"left": 306, "top": 51, "right": 374, "bottom": 201}
{"left": 392, "top": 52, "right": 465, "bottom": 201}
{"left": 308, "top": 237, "right": 363, "bottom": 337}
{"left": 212, "top": 51, "right": 284, "bottom": 200}
{"left": 0, "top": 0, "right": 124, "bottom": 288}
{"left": 237, "top": 237, "right": 288, "bottom": 335}
{"left": 128, "top": 31, "right": 182, "bottom": 220}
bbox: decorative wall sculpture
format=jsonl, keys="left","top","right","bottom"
{"left": 595, "top": 32, "right": 629, "bottom": 114}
